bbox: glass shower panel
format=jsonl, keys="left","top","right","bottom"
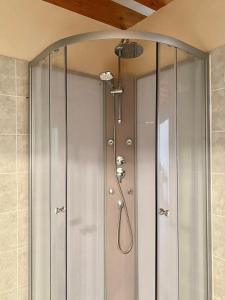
{"left": 31, "top": 56, "right": 50, "bottom": 300}
{"left": 136, "top": 70, "right": 156, "bottom": 299}
{"left": 177, "top": 50, "right": 207, "bottom": 300}
{"left": 49, "top": 48, "right": 67, "bottom": 300}
{"left": 157, "top": 44, "right": 178, "bottom": 300}
{"left": 67, "top": 69, "right": 104, "bottom": 300}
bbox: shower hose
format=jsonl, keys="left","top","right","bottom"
{"left": 113, "top": 94, "right": 134, "bottom": 255}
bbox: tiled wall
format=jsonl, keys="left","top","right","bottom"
{"left": 211, "top": 47, "right": 225, "bottom": 299}
{"left": 0, "top": 55, "right": 29, "bottom": 300}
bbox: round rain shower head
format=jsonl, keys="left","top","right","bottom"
{"left": 99, "top": 71, "right": 114, "bottom": 81}
{"left": 115, "top": 39, "right": 144, "bottom": 59}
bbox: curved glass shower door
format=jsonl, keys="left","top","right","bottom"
{"left": 31, "top": 47, "right": 67, "bottom": 300}
{"left": 30, "top": 33, "right": 209, "bottom": 300}
{"left": 157, "top": 44, "right": 208, "bottom": 300}
{"left": 176, "top": 49, "right": 207, "bottom": 300}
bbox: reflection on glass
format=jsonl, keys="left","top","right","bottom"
{"left": 31, "top": 56, "right": 50, "bottom": 300}
{"left": 177, "top": 50, "right": 207, "bottom": 300}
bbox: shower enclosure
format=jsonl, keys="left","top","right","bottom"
{"left": 29, "top": 31, "right": 210, "bottom": 300}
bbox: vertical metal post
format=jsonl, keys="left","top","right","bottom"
{"left": 155, "top": 42, "right": 160, "bottom": 300}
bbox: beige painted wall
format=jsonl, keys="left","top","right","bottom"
{"left": 1, "top": 0, "right": 225, "bottom": 62}
{"left": 132, "top": 0, "right": 225, "bottom": 52}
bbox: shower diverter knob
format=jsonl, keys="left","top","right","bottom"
{"left": 116, "top": 156, "right": 125, "bottom": 166}
{"left": 116, "top": 167, "right": 126, "bottom": 182}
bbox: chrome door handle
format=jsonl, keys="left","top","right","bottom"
{"left": 55, "top": 206, "right": 66, "bottom": 215}
{"left": 159, "top": 208, "right": 169, "bottom": 217}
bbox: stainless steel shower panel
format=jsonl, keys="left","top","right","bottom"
{"left": 105, "top": 77, "right": 136, "bottom": 300}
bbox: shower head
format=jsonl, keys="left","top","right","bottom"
{"left": 99, "top": 71, "right": 114, "bottom": 81}
{"left": 115, "top": 39, "right": 144, "bottom": 59}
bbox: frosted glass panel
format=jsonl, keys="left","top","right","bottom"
{"left": 31, "top": 56, "right": 50, "bottom": 300}
{"left": 50, "top": 48, "right": 67, "bottom": 300}
{"left": 67, "top": 72, "right": 104, "bottom": 300}
{"left": 157, "top": 45, "right": 178, "bottom": 300}
{"left": 137, "top": 73, "right": 156, "bottom": 300}
{"left": 177, "top": 51, "right": 207, "bottom": 300}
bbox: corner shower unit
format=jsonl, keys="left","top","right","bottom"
{"left": 30, "top": 31, "right": 210, "bottom": 300}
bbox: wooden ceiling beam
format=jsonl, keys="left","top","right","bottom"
{"left": 43, "top": 0, "right": 146, "bottom": 29}
{"left": 135, "top": 0, "right": 172, "bottom": 11}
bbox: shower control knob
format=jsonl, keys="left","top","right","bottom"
{"left": 126, "top": 138, "right": 133, "bottom": 146}
{"left": 116, "top": 167, "right": 126, "bottom": 182}
{"left": 116, "top": 156, "right": 125, "bottom": 166}
{"left": 108, "top": 188, "right": 115, "bottom": 195}
{"left": 107, "top": 139, "right": 114, "bottom": 146}
{"left": 127, "top": 188, "right": 133, "bottom": 195}
{"left": 117, "top": 200, "right": 124, "bottom": 209}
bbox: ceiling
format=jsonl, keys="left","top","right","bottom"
{"left": 42, "top": 0, "right": 170, "bottom": 29}
{"left": 0, "top": 0, "right": 225, "bottom": 61}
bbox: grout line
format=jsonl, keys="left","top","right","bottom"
{"left": 0, "top": 171, "right": 28, "bottom": 175}
{"left": 15, "top": 58, "right": 19, "bottom": 300}
{"left": 0, "top": 207, "right": 29, "bottom": 214}
{"left": 211, "top": 172, "right": 225, "bottom": 175}
{"left": 211, "top": 130, "right": 225, "bottom": 133}
{"left": 0, "top": 134, "right": 28, "bottom": 136}
{"left": 211, "top": 87, "right": 225, "bottom": 92}
{"left": 0, "top": 93, "right": 28, "bottom": 98}
{"left": 209, "top": 56, "right": 215, "bottom": 300}
{"left": 0, "top": 209, "right": 17, "bottom": 215}
{"left": 213, "top": 214, "right": 225, "bottom": 218}
{"left": 213, "top": 255, "right": 225, "bottom": 263}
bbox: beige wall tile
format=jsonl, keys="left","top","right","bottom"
{"left": 17, "top": 135, "right": 28, "bottom": 172}
{"left": 211, "top": 89, "right": 225, "bottom": 131}
{"left": 212, "top": 132, "right": 225, "bottom": 173}
{"left": 18, "top": 209, "right": 28, "bottom": 246}
{"left": 0, "top": 55, "right": 29, "bottom": 299}
{"left": 211, "top": 47, "right": 225, "bottom": 90}
{"left": 18, "top": 286, "right": 29, "bottom": 300}
{"left": 213, "top": 256, "right": 225, "bottom": 299}
{"left": 17, "top": 173, "right": 28, "bottom": 210}
{"left": 17, "top": 97, "right": 29, "bottom": 134}
{"left": 0, "top": 56, "right": 15, "bottom": 96}
{"left": 18, "top": 246, "right": 28, "bottom": 287}
{"left": 0, "top": 290, "right": 17, "bottom": 300}
{"left": 0, "top": 250, "right": 17, "bottom": 291}
{"left": 212, "top": 174, "right": 225, "bottom": 216}
{"left": 0, "top": 95, "right": 16, "bottom": 134}
{"left": 213, "top": 215, "right": 225, "bottom": 260}
{"left": 0, "top": 211, "right": 17, "bottom": 251}
{"left": 0, "top": 174, "right": 17, "bottom": 212}
{"left": 0, "top": 135, "right": 16, "bottom": 173}
{"left": 16, "top": 60, "right": 28, "bottom": 97}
